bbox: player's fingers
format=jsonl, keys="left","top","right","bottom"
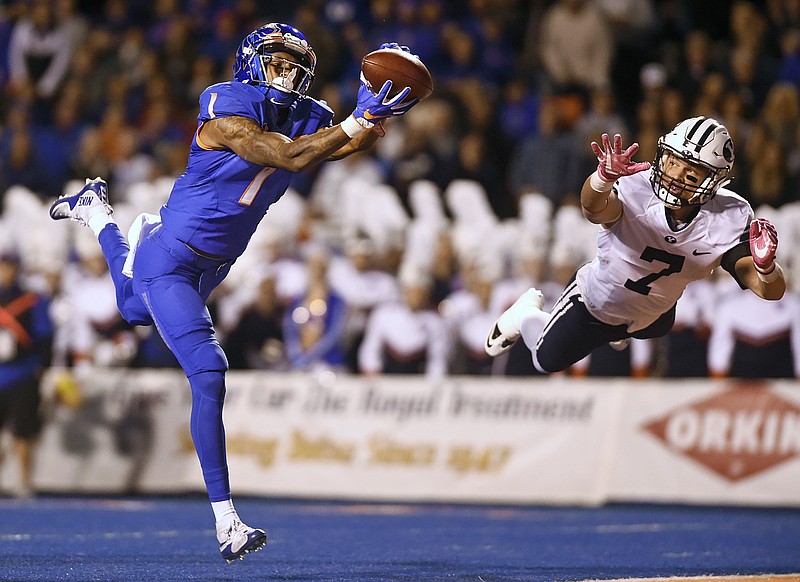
{"left": 386, "top": 86, "right": 411, "bottom": 106}
{"left": 590, "top": 141, "right": 603, "bottom": 158}
{"left": 601, "top": 133, "right": 611, "bottom": 153}
{"left": 613, "top": 134, "right": 622, "bottom": 154}
{"left": 622, "top": 143, "right": 639, "bottom": 159}
{"left": 377, "top": 79, "right": 394, "bottom": 98}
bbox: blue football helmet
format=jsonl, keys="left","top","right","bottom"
{"left": 233, "top": 23, "right": 316, "bottom": 108}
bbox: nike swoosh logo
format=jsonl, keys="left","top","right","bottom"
{"left": 486, "top": 325, "right": 500, "bottom": 348}
{"left": 692, "top": 249, "right": 712, "bottom": 256}
{"left": 486, "top": 325, "right": 513, "bottom": 349}
{"left": 753, "top": 242, "right": 770, "bottom": 259}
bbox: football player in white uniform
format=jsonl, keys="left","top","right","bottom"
{"left": 485, "top": 116, "right": 786, "bottom": 373}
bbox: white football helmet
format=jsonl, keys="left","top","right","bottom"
{"left": 650, "top": 116, "right": 734, "bottom": 208}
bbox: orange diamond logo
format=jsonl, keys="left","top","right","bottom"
{"left": 642, "top": 386, "right": 800, "bottom": 482}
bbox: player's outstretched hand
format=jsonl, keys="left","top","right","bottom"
{"left": 749, "top": 217, "right": 778, "bottom": 274}
{"left": 351, "top": 73, "right": 417, "bottom": 128}
{"left": 591, "top": 133, "right": 651, "bottom": 183}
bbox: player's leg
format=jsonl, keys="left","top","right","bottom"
{"left": 7, "top": 378, "right": 41, "bottom": 497}
{"left": 631, "top": 305, "right": 676, "bottom": 340}
{"left": 49, "top": 178, "right": 152, "bottom": 325}
{"left": 532, "top": 280, "right": 628, "bottom": 373}
{"left": 132, "top": 235, "right": 265, "bottom": 561}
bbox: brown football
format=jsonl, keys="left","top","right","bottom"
{"left": 361, "top": 48, "right": 434, "bottom": 102}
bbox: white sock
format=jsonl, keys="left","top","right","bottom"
{"left": 211, "top": 499, "right": 238, "bottom": 528}
{"left": 88, "top": 213, "right": 114, "bottom": 237}
{"left": 520, "top": 310, "right": 549, "bottom": 351}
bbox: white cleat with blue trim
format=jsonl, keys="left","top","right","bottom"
{"left": 217, "top": 519, "right": 267, "bottom": 564}
{"left": 49, "top": 177, "right": 113, "bottom": 226}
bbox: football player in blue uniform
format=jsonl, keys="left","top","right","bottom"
{"left": 50, "top": 23, "right": 419, "bottom": 562}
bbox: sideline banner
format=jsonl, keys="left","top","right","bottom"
{"left": 28, "top": 370, "right": 615, "bottom": 504}
{"left": 609, "top": 380, "right": 800, "bottom": 506}
{"left": 220, "top": 373, "right": 616, "bottom": 504}
{"left": 16, "top": 371, "right": 800, "bottom": 506}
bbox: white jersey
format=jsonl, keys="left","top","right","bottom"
{"left": 576, "top": 170, "right": 753, "bottom": 332}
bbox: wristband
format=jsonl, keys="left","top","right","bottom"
{"left": 341, "top": 115, "right": 367, "bottom": 138}
{"left": 590, "top": 170, "right": 614, "bottom": 192}
{"left": 756, "top": 264, "right": 780, "bottom": 283}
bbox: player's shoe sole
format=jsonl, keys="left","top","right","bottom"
{"left": 609, "top": 338, "right": 630, "bottom": 351}
{"left": 485, "top": 288, "right": 544, "bottom": 357}
{"left": 218, "top": 520, "right": 267, "bottom": 564}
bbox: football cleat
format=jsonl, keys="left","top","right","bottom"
{"left": 485, "top": 288, "right": 545, "bottom": 357}
{"left": 609, "top": 338, "right": 630, "bottom": 351}
{"left": 49, "top": 177, "right": 112, "bottom": 226}
{"left": 217, "top": 519, "right": 267, "bottom": 564}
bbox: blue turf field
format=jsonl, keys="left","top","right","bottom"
{"left": 0, "top": 496, "right": 798, "bottom": 581}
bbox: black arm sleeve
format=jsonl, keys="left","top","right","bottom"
{"left": 719, "top": 224, "right": 751, "bottom": 290}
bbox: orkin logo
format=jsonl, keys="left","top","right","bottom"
{"left": 642, "top": 386, "right": 800, "bottom": 482}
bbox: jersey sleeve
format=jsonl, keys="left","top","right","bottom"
{"left": 197, "top": 83, "right": 263, "bottom": 124}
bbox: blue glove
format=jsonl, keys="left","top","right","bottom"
{"left": 380, "top": 41, "right": 411, "bottom": 52}
{"left": 380, "top": 42, "right": 421, "bottom": 60}
{"left": 351, "top": 73, "right": 418, "bottom": 128}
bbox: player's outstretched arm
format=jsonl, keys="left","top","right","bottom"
{"left": 199, "top": 115, "right": 356, "bottom": 172}
{"left": 735, "top": 217, "right": 786, "bottom": 300}
{"left": 581, "top": 133, "right": 650, "bottom": 226}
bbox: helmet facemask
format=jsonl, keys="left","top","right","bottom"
{"left": 650, "top": 117, "right": 734, "bottom": 209}
{"left": 234, "top": 24, "right": 316, "bottom": 108}
{"left": 257, "top": 50, "right": 315, "bottom": 107}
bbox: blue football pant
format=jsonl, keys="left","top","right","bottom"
{"left": 98, "top": 223, "right": 233, "bottom": 502}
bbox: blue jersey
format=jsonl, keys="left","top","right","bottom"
{"left": 160, "top": 82, "right": 334, "bottom": 259}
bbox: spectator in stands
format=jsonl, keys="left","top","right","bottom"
{"left": 507, "top": 95, "right": 584, "bottom": 207}
{"left": 284, "top": 245, "right": 348, "bottom": 372}
{"left": 224, "top": 271, "right": 286, "bottom": 370}
{"left": 328, "top": 235, "right": 400, "bottom": 370}
{"left": 7, "top": 0, "right": 76, "bottom": 117}
{"left": 358, "top": 264, "right": 447, "bottom": 377}
{"left": 429, "top": 228, "right": 460, "bottom": 307}
{"left": 538, "top": 0, "right": 613, "bottom": 93}
{"left": 0, "top": 105, "right": 50, "bottom": 200}
{"left": 708, "top": 286, "right": 800, "bottom": 379}
{"left": 57, "top": 230, "right": 137, "bottom": 369}
{"left": 0, "top": 248, "right": 53, "bottom": 498}
{"left": 442, "top": 256, "right": 501, "bottom": 376}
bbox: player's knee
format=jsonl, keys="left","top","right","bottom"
{"left": 119, "top": 295, "right": 153, "bottom": 326}
{"left": 533, "top": 345, "right": 567, "bottom": 374}
{"left": 171, "top": 323, "right": 229, "bottom": 376}
{"left": 188, "top": 369, "right": 226, "bottom": 401}
{"left": 186, "top": 339, "right": 228, "bottom": 376}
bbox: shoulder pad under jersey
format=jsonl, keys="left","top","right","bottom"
{"left": 197, "top": 82, "right": 266, "bottom": 123}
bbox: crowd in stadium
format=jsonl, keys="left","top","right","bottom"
{"left": 1, "top": 0, "right": 799, "bottom": 380}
